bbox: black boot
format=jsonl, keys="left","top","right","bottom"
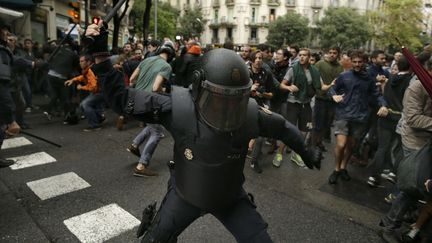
{"left": 0, "top": 158, "right": 14, "bottom": 168}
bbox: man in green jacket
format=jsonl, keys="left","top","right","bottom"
{"left": 273, "top": 48, "right": 321, "bottom": 167}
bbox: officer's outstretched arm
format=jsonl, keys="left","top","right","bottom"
{"left": 257, "top": 109, "right": 321, "bottom": 169}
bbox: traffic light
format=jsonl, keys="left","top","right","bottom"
{"left": 68, "top": 1, "right": 80, "bottom": 23}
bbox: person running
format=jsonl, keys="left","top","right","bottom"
{"left": 127, "top": 41, "right": 175, "bottom": 177}
{"left": 273, "top": 48, "right": 321, "bottom": 168}
{"left": 328, "top": 50, "right": 388, "bottom": 184}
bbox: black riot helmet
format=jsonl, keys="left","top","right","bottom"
{"left": 192, "top": 48, "right": 252, "bottom": 132}
{"left": 155, "top": 40, "right": 175, "bottom": 62}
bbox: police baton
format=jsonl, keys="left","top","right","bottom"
{"left": 46, "top": 22, "right": 78, "bottom": 63}
{"left": 84, "top": 0, "right": 128, "bottom": 44}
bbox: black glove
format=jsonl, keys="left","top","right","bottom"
{"left": 82, "top": 22, "right": 109, "bottom": 56}
{"left": 303, "top": 146, "right": 322, "bottom": 170}
{"left": 34, "top": 59, "right": 49, "bottom": 70}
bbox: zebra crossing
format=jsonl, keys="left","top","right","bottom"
{"left": 1, "top": 136, "right": 141, "bottom": 242}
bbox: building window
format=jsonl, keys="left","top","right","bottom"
{"left": 227, "top": 28, "right": 233, "bottom": 39}
{"left": 286, "top": 0, "right": 295, "bottom": 6}
{"left": 312, "top": 10, "right": 320, "bottom": 24}
{"left": 330, "top": 0, "right": 339, "bottom": 7}
{"left": 228, "top": 8, "right": 233, "bottom": 22}
{"left": 213, "top": 28, "right": 218, "bottom": 38}
{"left": 214, "top": 9, "right": 219, "bottom": 23}
{"left": 269, "top": 8, "right": 276, "bottom": 22}
{"left": 251, "top": 28, "right": 257, "bottom": 39}
{"left": 251, "top": 7, "right": 257, "bottom": 23}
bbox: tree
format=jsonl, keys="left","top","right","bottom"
{"left": 267, "top": 12, "right": 309, "bottom": 48}
{"left": 130, "top": 1, "right": 178, "bottom": 41}
{"left": 316, "top": 7, "right": 371, "bottom": 50}
{"left": 177, "top": 8, "right": 205, "bottom": 40}
{"left": 369, "top": 0, "right": 423, "bottom": 50}
{"left": 112, "top": 0, "right": 129, "bottom": 49}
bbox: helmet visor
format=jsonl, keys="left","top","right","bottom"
{"left": 197, "top": 80, "right": 251, "bottom": 132}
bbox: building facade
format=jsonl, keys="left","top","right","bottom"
{"left": 165, "top": 0, "right": 382, "bottom": 46}
{"left": 0, "top": 0, "right": 133, "bottom": 47}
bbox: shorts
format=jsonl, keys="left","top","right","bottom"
{"left": 313, "top": 99, "right": 335, "bottom": 132}
{"left": 281, "top": 102, "right": 312, "bottom": 132}
{"left": 334, "top": 120, "right": 367, "bottom": 141}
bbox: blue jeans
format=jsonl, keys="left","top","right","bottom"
{"left": 80, "top": 93, "right": 104, "bottom": 128}
{"left": 133, "top": 124, "right": 162, "bottom": 165}
{"left": 22, "top": 74, "right": 32, "bottom": 108}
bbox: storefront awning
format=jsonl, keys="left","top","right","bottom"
{"left": 0, "top": 6, "right": 24, "bottom": 19}
{"left": 0, "top": 0, "right": 35, "bottom": 10}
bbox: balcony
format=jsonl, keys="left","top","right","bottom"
{"left": 248, "top": 37, "right": 259, "bottom": 45}
{"left": 250, "top": 0, "right": 261, "bottom": 6}
{"left": 311, "top": 0, "right": 322, "bottom": 8}
{"left": 209, "top": 17, "right": 237, "bottom": 28}
{"left": 285, "top": 0, "right": 295, "bottom": 7}
{"left": 226, "top": 0, "right": 235, "bottom": 6}
{"left": 212, "top": 0, "right": 220, "bottom": 8}
{"left": 267, "top": 0, "right": 280, "bottom": 6}
{"left": 211, "top": 37, "right": 220, "bottom": 44}
{"left": 246, "top": 19, "right": 268, "bottom": 28}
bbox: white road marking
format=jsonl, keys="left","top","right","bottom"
{"left": 63, "top": 204, "right": 140, "bottom": 243}
{"left": 1, "top": 137, "right": 32, "bottom": 149}
{"left": 8, "top": 152, "right": 56, "bottom": 170}
{"left": 26, "top": 172, "right": 91, "bottom": 200}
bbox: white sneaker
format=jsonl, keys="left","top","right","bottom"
{"left": 381, "top": 171, "right": 396, "bottom": 184}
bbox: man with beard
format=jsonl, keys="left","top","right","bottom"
{"left": 311, "top": 47, "right": 343, "bottom": 151}
{"left": 328, "top": 50, "right": 388, "bottom": 184}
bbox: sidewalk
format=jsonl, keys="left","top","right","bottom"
{"left": 0, "top": 179, "right": 49, "bottom": 242}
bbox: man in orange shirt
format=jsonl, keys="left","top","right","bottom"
{"left": 65, "top": 54, "right": 104, "bottom": 131}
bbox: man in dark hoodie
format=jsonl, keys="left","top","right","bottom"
{"left": 328, "top": 50, "right": 388, "bottom": 184}
{"left": 173, "top": 40, "right": 201, "bottom": 88}
{"left": 366, "top": 56, "right": 412, "bottom": 187}
{"left": 44, "top": 37, "right": 79, "bottom": 123}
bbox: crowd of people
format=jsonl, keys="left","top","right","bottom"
{"left": 1, "top": 18, "right": 432, "bottom": 242}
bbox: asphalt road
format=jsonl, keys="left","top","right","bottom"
{"left": 0, "top": 101, "right": 385, "bottom": 243}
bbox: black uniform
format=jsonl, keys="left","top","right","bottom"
{"left": 91, "top": 49, "right": 320, "bottom": 242}
{"left": 0, "top": 36, "right": 15, "bottom": 160}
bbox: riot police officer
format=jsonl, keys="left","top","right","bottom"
{"left": 85, "top": 22, "right": 321, "bottom": 243}
{"left": 0, "top": 20, "right": 20, "bottom": 167}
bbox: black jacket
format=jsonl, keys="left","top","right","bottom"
{"left": 49, "top": 46, "right": 79, "bottom": 78}
{"left": 173, "top": 52, "right": 201, "bottom": 88}
{"left": 379, "top": 73, "right": 412, "bottom": 129}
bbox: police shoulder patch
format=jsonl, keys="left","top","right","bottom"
{"left": 231, "top": 68, "right": 241, "bottom": 82}
{"left": 184, "top": 148, "right": 194, "bottom": 160}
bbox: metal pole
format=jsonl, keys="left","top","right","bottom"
{"left": 84, "top": 0, "right": 89, "bottom": 29}
{"left": 154, "top": 0, "right": 157, "bottom": 40}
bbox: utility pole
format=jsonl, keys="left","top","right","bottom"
{"left": 84, "top": 0, "right": 89, "bottom": 28}
{"left": 154, "top": 0, "right": 157, "bottom": 39}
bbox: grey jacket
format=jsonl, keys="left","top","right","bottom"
{"left": 400, "top": 80, "right": 432, "bottom": 150}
